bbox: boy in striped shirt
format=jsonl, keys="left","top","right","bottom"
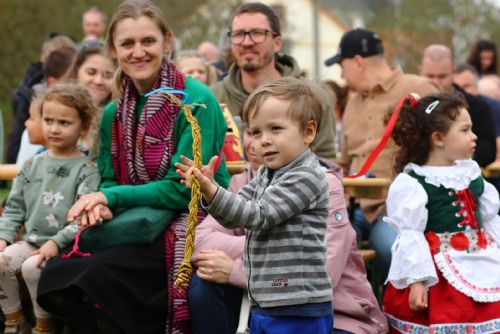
{"left": 177, "top": 77, "right": 333, "bottom": 333}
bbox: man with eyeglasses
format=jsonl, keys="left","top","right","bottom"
{"left": 211, "top": 2, "right": 336, "bottom": 162}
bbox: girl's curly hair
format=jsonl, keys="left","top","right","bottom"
{"left": 385, "top": 92, "right": 468, "bottom": 174}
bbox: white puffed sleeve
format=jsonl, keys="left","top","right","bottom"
{"left": 384, "top": 173, "right": 439, "bottom": 289}
{"left": 479, "top": 180, "right": 500, "bottom": 246}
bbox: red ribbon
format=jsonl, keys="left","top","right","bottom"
{"left": 61, "top": 226, "right": 92, "bottom": 259}
{"left": 347, "top": 94, "right": 417, "bottom": 178}
{"left": 452, "top": 188, "right": 481, "bottom": 232}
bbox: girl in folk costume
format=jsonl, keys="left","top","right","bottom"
{"left": 383, "top": 93, "right": 500, "bottom": 333}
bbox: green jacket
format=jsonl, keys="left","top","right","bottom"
{"left": 211, "top": 53, "right": 336, "bottom": 161}
{"left": 98, "top": 76, "right": 230, "bottom": 210}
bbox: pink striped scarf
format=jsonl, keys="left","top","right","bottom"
{"left": 165, "top": 210, "right": 206, "bottom": 334}
{"left": 111, "top": 60, "right": 185, "bottom": 185}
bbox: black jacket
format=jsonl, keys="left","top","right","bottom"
{"left": 454, "top": 84, "right": 496, "bottom": 167}
{"left": 7, "top": 62, "right": 43, "bottom": 163}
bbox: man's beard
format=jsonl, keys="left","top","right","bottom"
{"left": 239, "top": 50, "right": 275, "bottom": 72}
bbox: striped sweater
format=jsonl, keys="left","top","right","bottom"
{"left": 206, "top": 149, "right": 332, "bottom": 308}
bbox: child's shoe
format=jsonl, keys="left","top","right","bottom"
{"left": 31, "top": 317, "right": 55, "bottom": 334}
{"left": 4, "top": 311, "right": 31, "bottom": 334}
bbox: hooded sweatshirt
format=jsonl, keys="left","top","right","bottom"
{"left": 211, "top": 54, "right": 337, "bottom": 161}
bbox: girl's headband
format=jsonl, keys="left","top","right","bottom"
{"left": 408, "top": 93, "right": 420, "bottom": 108}
{"left": 408, "top": 92, "right": 440, "bottom": 114}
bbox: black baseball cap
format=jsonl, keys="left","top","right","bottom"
{"left": 324, "top": 28, "right": 384, "bottom": 66}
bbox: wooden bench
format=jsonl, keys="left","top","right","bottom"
{"left": 483, "top": 161, "right": 500, "bottom": 178}
{"left": 0, "top": 164, "right": 20, "bottom": 181}
{"left": 0, "top": 163, "right": 246, "bottom": 180}
{"left": 342, "top": 177, "right": 391, "bottom": 200}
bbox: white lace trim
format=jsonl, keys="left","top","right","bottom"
{"left": 385, "top": 229, "right": 438, "bottom": 289}
{"left": 387, "top": 313, "right": 500, "bottom": 334}
{"left": 434, "top": 251, "right": 500, "bottom": 303}
{"left": 403, "top": 160, "right": 481, "bottom": 190}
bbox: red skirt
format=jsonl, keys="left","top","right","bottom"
{"left": 383, "top": 265, "right": 500, "bottom": 333}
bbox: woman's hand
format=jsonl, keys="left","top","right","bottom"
{"left": 31, "top": 240, "right": 59, "bottom": 267}
{"left": 68, "top": 192, "right": 109, "bottom": 223}
{"left": 78, "top": 204, "right": 114, "bottom": 227}
{"left": 409, "top": 281, "right": 428, "bottom": 311}
{"left": 192, "top": 250, "right": 234, "bottom": 284}
{"left": 175, "top": 155, "right": 219, "bottom": 203}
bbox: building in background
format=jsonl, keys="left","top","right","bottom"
{"left": 249, "top": 0, "right": 349, "bottom": 82}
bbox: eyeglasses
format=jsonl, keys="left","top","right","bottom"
{"left": 227, "top": 29, "right": 278, "bottom": 45}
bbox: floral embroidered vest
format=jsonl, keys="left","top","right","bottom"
{"left": 408, "top": 171, "right": 484, "bottom": 234}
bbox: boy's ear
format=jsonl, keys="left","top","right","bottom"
{"left": 303, "top": 120, "right": 317, "bottom": 145}
{"left": 430, "top": 131, "right": 445, "bottom": 148}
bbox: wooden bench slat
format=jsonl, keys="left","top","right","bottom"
{"left": 0, "top": 164, "right": 20, "bottom": 180}
{"left": 483, "top": 161, "right": 500, "bottom": 178}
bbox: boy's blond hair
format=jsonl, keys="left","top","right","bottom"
{"left": 241, "top": 77, "right": 329, "bottom": 139}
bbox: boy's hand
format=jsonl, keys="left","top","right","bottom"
{"left": 31, "top": 240, "right": 59, "bottom": 267}
{"left": 0, "top": 239, "right": 7, "bottom": 252}
{"left": 175, "top": 155, "right": 219, "bottom": 203}
{"left": 409, "top": 281, "right": 428, "bottom": 311}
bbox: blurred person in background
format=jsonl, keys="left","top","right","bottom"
{"left": 65, "top": 41, "right": 116, "bottom": 159}
{"left": 67, "top": 41, "right": 115, "bottom": 108}
{"left": 16, "top": 97, "right": 45, "bottom": 165}
{"left": 176, "top": 50, "right": 218, "bottom": 86}
{"left": 453, "top": 63, "right": 479, "bottom": 95}
{"left": 478, "top": 75, "right": 500, "bottom": 100}
{"left": 16, "top": 46, "right": 78, "bottom": 165}
{"left": 197, "top": 41, "right": 219, "bottom": 63}
{"left": 32, "top": 47, "right": 77, "bottom": 95}
{"left": 420, "top": 44, "right": 496, "bottom": 167}
{"left": 82, "top": 6, "right": 107, "bottom": 41}
{"left": 7, "top": 34, "right": 75, "bottom": 164}
{"left": 467, "top": 39, "right": 498, "bottom": 76}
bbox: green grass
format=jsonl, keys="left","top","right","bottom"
{"left": 0, "top": 185, "right": 11, "bottom": 204}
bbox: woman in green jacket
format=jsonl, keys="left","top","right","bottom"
{"left": 37, "top": 1, "right": 229, "bottom": 333}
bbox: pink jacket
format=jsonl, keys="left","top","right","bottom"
{"left": 193, "top": 163, "right": 388, "bottom": 333}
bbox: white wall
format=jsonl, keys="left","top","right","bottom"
{"left": 252, "top": 0, "right": 347, "bottom": 83}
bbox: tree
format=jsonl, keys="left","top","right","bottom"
{"left": 366, "top": 0, "right": 500, "bottom": 73}
{"left": 0, "top": 0, "right": 236, "bottom": 153}
{"left": 176, "top": 0, "right": 242, "bottom": 50}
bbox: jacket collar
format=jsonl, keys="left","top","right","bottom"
{"left": 261, "top": 148, "right": 316, "bottom": 182}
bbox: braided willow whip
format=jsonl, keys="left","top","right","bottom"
{"left": 152, "top": 90, "right": 203, "bottom": 289}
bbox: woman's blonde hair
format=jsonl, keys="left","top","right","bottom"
{"left": 106, "top": 0, "right": 173, "bottom": 98}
